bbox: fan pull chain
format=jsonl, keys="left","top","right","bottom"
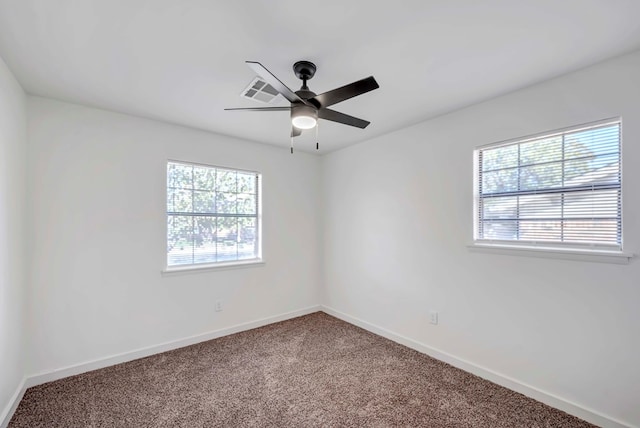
{"left": 315, "top": 121, "right": 319, "bottom": 150}
{"left": 290, "top": 135, "right": 294, "bottom": 154}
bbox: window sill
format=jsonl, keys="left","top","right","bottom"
{"left": 162, "top": 259, "right": 265, "bottom": 276}
{"left": 467, "top": 243, "right": 634, "bottom": 264}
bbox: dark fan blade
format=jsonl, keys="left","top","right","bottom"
{"left": 318, "top": 108, "right": 370, "bottom": 129}
{"left": 291, "top": 126, "right": 302, "bottom": 137}
{"left": 246, "top": 61, "right": 307, "bottom": 105}
{"left": 309, "top": 76, "right": 379, "bottom": 108}
{"left": 224, "top": 107, "right": 291, "bottom": 112}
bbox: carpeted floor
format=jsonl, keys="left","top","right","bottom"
{"left": 10, "top": 312, "right": 595, "bottom": 427}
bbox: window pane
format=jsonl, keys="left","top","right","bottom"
{"left": 481, "top": 168, "right": 518, "bottom": 194}
{"left": 216, "top": 216, "right": 237, "bottom": 240}
{"left": 216, "top": 192, "right": 237, "bottom": 214}
{"left": 168, "top": 163, "right": 192, "bottom": 190}
{"left": 216, "top": 217, "right": 238, "bottom": 261}
{"left": 238, "top": 172, "right": 256, "bottom": 194}
{"left": 482, "top": 196, "right": 517, "bottom": 220}
{"left": 519, "top": 162, "right": 562, "bottom": 191}
{"left": 482, "top": 144, "right": 518, "bottom": 171}
{"left": 167, "top": 215, "right": 193, "bottom": 266}
{"left": 520, "top": 136, "right": 562, "bottom": 166}
{"left": 519, "top": 194, "right": 561, "bottom": 219}
{"left": 564, "top": 153, "right": 620, "bottom": 186}
{"left": 518, "top": 220, "right": 561, "bottom": 242}
{"left": 563, "top": 220, "right": 619, "bottom": 244}
{"left": 237, "top": 194, "right": 256, "bottom": 215}
{"left": 193, "top": 216, "right": 216, "bottom": 264}
{"left": 193, "top": 190, "right": 215, "bottom": 213}
{"left": 193, "top": 166, "right": 215, "bottom": 191}
{"left": 564, "top": 125, "right": 619, "bottom": 159}
{"left": 481, "top": 220, "right": 518, "bottom": 241}
{"left": 216, "top": 170, "right": 237, "bottom": 192}
{"left": 167, "top": 189, "right": 192, "bottom": 213}
{"left": 563, "top": 190, "right": 619, "bottom": 218}
{"left": 238, "top": 217, "right": 257, "bottom": 259}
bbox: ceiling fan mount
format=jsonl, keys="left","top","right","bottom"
{"left": 293, "top": 60, "right": 317, "bottom": 82}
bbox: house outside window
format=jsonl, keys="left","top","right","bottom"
{"left": 166, "top": 160, "right": 261, "bottom": 269}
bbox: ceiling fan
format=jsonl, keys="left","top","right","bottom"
{"left": 225, "top": 60, "right": 379, "bottom": 151}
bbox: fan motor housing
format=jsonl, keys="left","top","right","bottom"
{"left": 295, "top": 89, "right": 316, "bottom": 100}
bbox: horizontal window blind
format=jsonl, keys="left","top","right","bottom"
{"left": 476, "top": 120, "right": 622, "bottom": 250}
{"left": 167, "top": 161, "right": 261, "bottom": 267}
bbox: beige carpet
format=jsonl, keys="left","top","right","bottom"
{"left": 10, "top": 312, "right": 595, "bottom": 427}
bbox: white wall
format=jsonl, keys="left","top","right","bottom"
{"left": 26, "top": 97, "right": 321, "bottom": 375}
{"left": 16, "top": 49, "right": 640, "bottom": 426}
{"left": 0, "top": 57, "right": 27, "bottom": 420}
{"left": 322, "top": 50, "right": 640, "bottom": 427}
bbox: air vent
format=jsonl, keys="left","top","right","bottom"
{"left": 241, "top": 77, "right": 280, "bottom": 104}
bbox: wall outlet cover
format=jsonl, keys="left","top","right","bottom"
{"left": 430, "top": 311, "right": 438, "bottom": 325}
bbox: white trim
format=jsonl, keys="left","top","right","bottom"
{"left": 476, "top": 117, "right": 621, "bottom": 150}
{"left": 26, "top": 305, "right": 320, "bottom": 388}
{"left": 321, "top": 305, "right": 636, "bottom": 428}
{"left": 467, "top": 242, "right": 634, "bottom": 264}
{"left": 1, "top": 377, "right": 26, "bottom": 428}
{"left": 162, "top": 259, "right": 265, "bottom": 275}
{"left": 167, "top": 158, "right": 260, "bottom": 176}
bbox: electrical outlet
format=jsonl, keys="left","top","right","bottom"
{"left": 429, "top": 311, "right": 438, "bottom": 325}
{"left": 215, "top": 300, "right": 223, "bottom": 312}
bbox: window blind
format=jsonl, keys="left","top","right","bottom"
{"left": 476, "top": 120, "right": 622, "bottom": 250}
{"left": 166, "top": 161, "right": 261, "bottom": 267}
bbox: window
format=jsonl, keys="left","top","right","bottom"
{"left": 166, "top": 161, "right": 261, "bottom": 268}
{"left": 474, "top": 119, "right": 622, "bottom": 252}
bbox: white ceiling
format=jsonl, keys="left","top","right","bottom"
{"left": 1, "top": 0, "right": 640, "bottom": 153}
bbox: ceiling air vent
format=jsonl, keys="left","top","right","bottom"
{"left": 241, "top": 77, "right": 280, "bottom": 103}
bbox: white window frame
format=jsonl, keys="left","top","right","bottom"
{"left": 163, "top": 160, "right": 263, "bottom": 273}
{"left": 470, "top": 119, "right": 633, "bottom": 264}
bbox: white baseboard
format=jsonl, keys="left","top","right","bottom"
{"left": 1, "top": 377, "right": 26, "bottom": 428}
{"left": 8, "top": 304, "right": 634, "bottom": 428}
{"left": 321, "top": 305, "right": 635, "bottom": 428}
{"left": 26, "top": 305, "right": 321, "bottom": 389}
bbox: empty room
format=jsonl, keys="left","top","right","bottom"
{"left": 1, "top": 1, "right": 639, "bottom": 427}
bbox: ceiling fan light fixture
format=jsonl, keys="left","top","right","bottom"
{"left": 291, "top": 104, "right": 318, "bottom": 129}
